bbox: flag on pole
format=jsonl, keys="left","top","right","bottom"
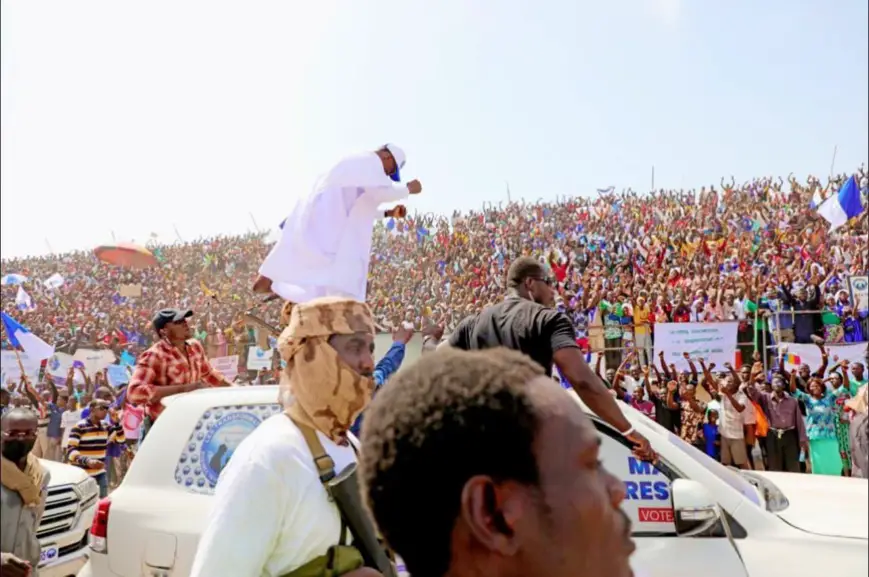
{"left": 1, "top": 312, "right": 55, "bottom": 360}
{"left": 15, "top": 286, "right": 36, "bottom": 311}
{"left": 817, "top": 175, "right": 864, "bottom": 230}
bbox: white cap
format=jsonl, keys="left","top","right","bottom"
{"left": 384, "top": 143, "right": 406, "bottom": 182}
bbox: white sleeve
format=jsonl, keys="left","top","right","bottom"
{"left": 362, "top": 184, "right": 410, "bottom": 206}
{"left": 189, "top": 459, "right": 293, "bottom": 577}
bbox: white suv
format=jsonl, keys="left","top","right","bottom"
{"left": 78, "top": 386, "right": 868, "bottom": 577}
{"left": 37, "top": 459, "right": 99, "bottom": 577}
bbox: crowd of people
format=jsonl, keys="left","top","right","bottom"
{"left": 2, "top": 167, "right": 869, "bottom": 480}
{"left": 3, "top": 168, "right": 868, "bottom": 360}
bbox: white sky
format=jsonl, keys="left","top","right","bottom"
{"left": 3, "top": 0, "right": 867, "bottom": 259}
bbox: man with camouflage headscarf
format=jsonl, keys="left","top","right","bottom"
{"left": 190, "top": 297, "right": 384, "bottom": 577}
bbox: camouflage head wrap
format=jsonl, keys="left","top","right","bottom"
{"left": 278, "top": 297, "right": 376, "bottom": 442}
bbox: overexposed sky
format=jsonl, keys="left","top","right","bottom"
{"left": 2, "top": 0, "right": 867, "bottom": 258}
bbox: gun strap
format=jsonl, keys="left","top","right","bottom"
{"left": 287, "top": 414, "right": 352, "bottom": 548}
{"left": 287, "top": 414, "right": 336, "bottom": 483}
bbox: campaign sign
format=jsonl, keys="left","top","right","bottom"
{"left": 200, "top": 411, "right": 261, "bottom": 485}
{"left": 620, "top": 456, "right": 675, "bottom": 531}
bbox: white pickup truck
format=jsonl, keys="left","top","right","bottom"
{"left": 37, "top": 459, "right": 99, "bottom": 577}
{"left": 77, "top": 385, "right": 868, "bottom": 577}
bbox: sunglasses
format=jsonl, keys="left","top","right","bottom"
{"left": 533, "top": 277, "right": 554, "bottom": 287}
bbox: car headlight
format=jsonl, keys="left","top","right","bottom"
{"left": 76, "top": 476, "right": 99, "bottom": 503}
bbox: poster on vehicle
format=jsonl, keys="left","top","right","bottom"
{"left": 246, "top": 346, "right": 274, "bottom": 371}
{"left": 653, "top": 322, "right": 738, "bottom": 371}
{"left": 210, "top": 355, "right": 239, "bottom": 381}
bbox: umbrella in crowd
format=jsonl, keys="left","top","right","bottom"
{"left": 94, "top": 243, "right": 159, "bottom": 269}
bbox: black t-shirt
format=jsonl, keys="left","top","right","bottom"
{"left": 652, "top": 395, "right": 682, "bottom": 434}
{"left": 448, "top": 296, "right": 578, "bottom": 376}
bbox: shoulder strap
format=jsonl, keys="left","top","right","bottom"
{"left": 287, "top": 414, "right": 336, "bottom": 483}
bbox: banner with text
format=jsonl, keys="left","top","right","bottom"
{"left": 777, "top": 342, "right": 867, "bottom": 375}
{"left": 0, "top": 351, "right": 42, "bottom": 383}
{"left": 73, "top": 349, "right": 117, "bottom": 376}
{"left": 246, "top": 346, "right": 274, "bottom": 371}
{"left": 653, "top": 322, "right": 738, "bottom": 371}
{"left": 849, "top": 275, "right": 868, "bottom": 311}
{"left": 46, "top": 352, "right": 85, "bottom": 386}
{"left": 210, "top": 355, "right": 239, "bottom": 381}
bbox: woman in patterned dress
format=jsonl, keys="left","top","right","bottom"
{"left": 679, "top": 383, "right": 707, "bottom": 452}
{"left": 828, "top": 370, "right": 852, "bottom": 476}
{"left": 791, "top": 376, "right": 842, "bottom": 476}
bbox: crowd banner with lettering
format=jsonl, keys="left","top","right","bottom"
{"left": 849, "top": 275, "right": 868, "bottom": 311}
{"left": 0, "top": 351, "right": 42, "bottom": 383}
{"left": 653, "top": 322, "right": 738, "bottom": 371}
{"left": 73, "top": 348, "right": 117, "bottom": 376}
{"left": 777, "top": 342, "right": 868, "bottom": 375}
{"left": 246, "top": 346, "right": 274, "bottom": 370}
{"left": 210, "top": 355, "right": 239, "bottom": 381}
{"left": 106, "top": 364, "right": 131, "bottom": 387}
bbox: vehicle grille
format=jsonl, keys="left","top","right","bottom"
{"left": 38, "top": 484, "right": 80, "bottom": 540}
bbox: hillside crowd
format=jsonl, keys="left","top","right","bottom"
{"left": 1, "top": 167, "right": 868, "bottom": 484}
{"left": 3, "top": 168, "right": 867, "bottom": 364}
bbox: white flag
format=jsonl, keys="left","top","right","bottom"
{"left": 15, "top": 287, "right": 36, "bottom": 312}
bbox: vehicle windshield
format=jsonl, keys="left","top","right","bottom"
{"left": 632, "top": 406, "right": 763, "bottom": 509}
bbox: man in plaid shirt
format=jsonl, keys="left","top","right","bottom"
{"left": 128, "top": 308, "right": 231, "bottom": 440}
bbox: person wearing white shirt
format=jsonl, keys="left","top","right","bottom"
{"left": 255, "top": 144, "right": 422, "bottom": 304}
{"left": 716, "top": 377, "right": 749, "bottom": 469}
{"left": 190, "top": 297, "right": 390, "bottom": 577}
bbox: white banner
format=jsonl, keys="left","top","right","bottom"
{"left": 653, "top": 322, "right": 738, "bottom": 371}
{"left": 849, "top": 275, "right": 868, "bottom": 311}
{"left": 46, "top": 352, "right": 85, "bottom": 385}
{"left": 246, "top": 346, "right": 274, "bottom": 370}
{"left": 210, "top": 355, "right": 239, "bottom": 381}
{"left": 0, "top": 350, "right": 42, "bottom": 383}
{"left": 778, "top": 342, "right": 868, "bottom": 375}
{"left": 106, "top": 365, "right": 132, "bottom": 387}
{"left": 73, "top": 348, "right": 117, "bottom": 376}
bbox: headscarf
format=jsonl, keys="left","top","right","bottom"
{"left": 0, "top": 453, "right": 45, "bottom": 507}
{"left": 278, "top": 296, "right": 376, "bottom": 442}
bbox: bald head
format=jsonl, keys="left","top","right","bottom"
{"left": 1, "top": 407, "right": 38, "bottom": 427}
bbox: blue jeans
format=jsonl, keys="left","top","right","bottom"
{"left": 94, "top": 472, "right": 108, "bottom": 498}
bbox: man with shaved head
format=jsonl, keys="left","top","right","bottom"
{"left": 1, "top": 408, "right": 51, "bottom": 576}
{"left": 359, "top": 348, "right": 636, "bottom": 577}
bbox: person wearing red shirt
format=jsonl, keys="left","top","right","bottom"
{"left": 128, "top": 308, "right": 231, "bottom": 441}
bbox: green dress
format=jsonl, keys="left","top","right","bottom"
{"left": 831, "top": 386, "right": 852, "bottom": 470}
{"left": 792, "top": 389, "right": 842, "bottom": 476}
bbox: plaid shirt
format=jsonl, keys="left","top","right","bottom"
{"left": 128, "top": 339, "right": 229, "bottom": 420}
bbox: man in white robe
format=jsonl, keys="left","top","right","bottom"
{"left": 255, "top": 144, "right": 422, "bottom": 304}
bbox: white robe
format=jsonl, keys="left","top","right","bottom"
{"left": 259, "top": 152, "right": 409, "bottom": 303}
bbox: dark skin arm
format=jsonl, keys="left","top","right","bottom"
{"left": 46, "top": 376, "right": 59, "bottom": 404}
{"left": 554, "top": 348, "right": 655, "bottom": 461}
{"left": 658, "top": 351, "right": 671, "bottom": 380}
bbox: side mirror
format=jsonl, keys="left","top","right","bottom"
{"left": 671, "top": 479, "right": 720, "bottom": 536}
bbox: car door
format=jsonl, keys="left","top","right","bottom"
{"left": 593, "top": 421, "right": 750, "bottom": 577}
